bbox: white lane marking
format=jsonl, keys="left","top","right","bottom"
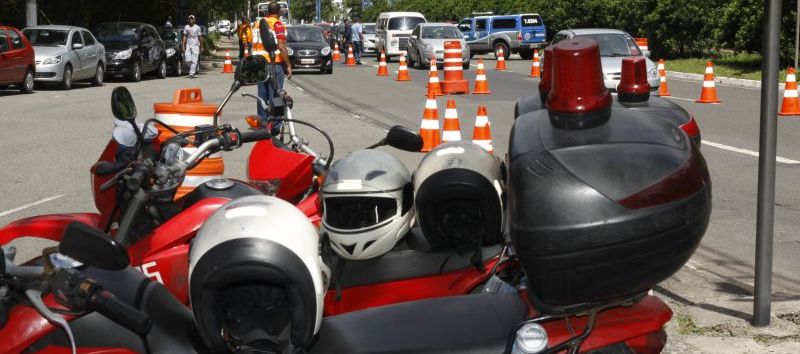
{"left": 0, "top": 194, "right": 65, "bottom": 218}
{"left": 295, "top": 85, "right": 305, "bottom": 92}
{"left": 662, "top": 96, "right": 696, "bottom": 102}
{"left": 704, "top": 140, "right": 800, "bottom": 164}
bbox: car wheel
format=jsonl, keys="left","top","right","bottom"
{"left": 157, "top": 60, "right": 167, "bottom": 79}
{"left": 61, "top": 64, "right": 73, "bottom": 90}
{"left": 519, "top": 50, "right": 533, "bottom": 60}
{"left": 173, "top": 58, "right": 183, "bottom": 77}
{"left": 20, "top": 69, "right": 34, "bottom": 94}
{"left": 91, "top": 64, "right": 104, "bottom": 86}
{"left": 130, "top": 61, "right": 142, "bottom": 82}
{"left": 493, "top": 42, "right": 509, "bottom": 60}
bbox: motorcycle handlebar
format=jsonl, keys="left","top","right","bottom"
{"left": 90, "top": 289, "right": 152, "bottom": 337}
{"left": 241, "top": 130, "right": 271, "bottom": 143}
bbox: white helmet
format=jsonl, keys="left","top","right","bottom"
{"left": 189, "top": 195, "right": 330, "bottom": 353}
{"left": 321, "top": 150, "right": 415, "bottom": 260}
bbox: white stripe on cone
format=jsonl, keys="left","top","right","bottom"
{"left": 442, "top": 130, "right": 461, "bottom": 141}
{"left": 429, "top": 77, "right": 440, "bottom": 83}
{"left": 785, "top": 90, "right": 798, "bottom": 98}
{"left": 444, "top": 109, "right": 458, "bottom": 119}
{"left": 703, "top": 81, "right": 715, "bottom": 88}
{"left": 399, "top": 65, "right": 407, "bottom": 70}
{"left": 657, "top": 63, "right": 665, "bottom": 70}
{"left": 475, "top": 115, "right": 489, "bottom": 126}
{"left": 155, "top": 113, "right": 214, "bottom": 126}
{"left": 443, "top": 58, "right": 462, "bottom": 63}
{"left": 473, "top": 140, "right": 493, "bottom": 152}
{"left": 705, "top": 66, "right": 713, "bottom": 74}
{"left": 425, "top": 99, "right": 437, "bottom": 109}
{"left": 476, "top": 74, "right": 487, "bottom": 81}
{"left": 420, "top": 119, "right": 440, "bottom": 129}
{"left": 788, "top": 74, "right": 796, "bottom": 82}
{"left": 660, "top": 76, "right": 667, "bottom": 82}
{"left": 444, "top": 66, "right": 462, "bottom": 71}
{"left": 444, "top": 49, "right": 461, "bottom": 54}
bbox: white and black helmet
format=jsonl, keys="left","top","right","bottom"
{"left": 321, "top": 150, "right": 415, "bottom": 260}
{"left": 189, "top": 196, "right": 330, "bottom": 353}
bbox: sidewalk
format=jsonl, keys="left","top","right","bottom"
{"left": 200, "top": 36, "right": 240, "bottom": 70}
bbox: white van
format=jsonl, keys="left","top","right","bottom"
{"left": 375, "top": 12, "right": 426, "bottom": 59}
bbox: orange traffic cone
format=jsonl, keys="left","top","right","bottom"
{"left": 529, "top": 49, "right": 541, "bottom": 77}
{"left": 657, "top": 59, "right": 671, "bottom": 97}
{"left": 495, "top": 48, "right": 507, "bottom": 71}
{"left": 427, "top": 58, "right": 443, "bottom": 96}
{"left": 472, "top": 105, "right": 493, "bottom": 154}
{"left": 377, "top": 51, "right": 389, "bottom": 76}
{"left": 779, "top": 67, "right": 800, "bottom": 116}
{"left": 345, "top": 45, "right": 356, "bottom": 66}
{"left": 441, "top": 99, "right": 461, "bottom": 142}
{"left": 332, "top": 43, "right": 342, "bottom": 61}
{"left": 473, "top": 59, "right": 491, "bottom": 94}
{"left": 396, "top": 52, "right": 411, "bottom": 81}
{"left": 696, "top": 61, "right": 720, "bottom": 103}
{"left": 420, "top": 93, "right": 441, "bottom": 152}
{"left": 222, "top": 51, "right": 234, "bottom": 73}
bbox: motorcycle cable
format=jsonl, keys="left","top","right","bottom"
{"left": 265, "top": 117, "right": 335, "bottom": 172}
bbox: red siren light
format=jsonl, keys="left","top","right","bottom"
{"left": 538, "top": 46, "right": 555, "bottom": 105}
{"left": 617, "top": 57, "right": 651, "bottom": 103}
{"left": 546, "top": 37, "right": 611, "bottom": 129}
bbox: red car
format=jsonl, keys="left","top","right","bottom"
{"left": 0, "top": 25, "right": 35, "bottom": 93}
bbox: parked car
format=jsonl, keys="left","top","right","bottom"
{"left": 551, "top": 28, "right": 659, "bottom": 91}
{"left": 286, "top": 25, "right": 332, "bottom": 74}
{"left": 376, "top": 12, "right": 426, "bottom": 60}
{"left": 362, "top": 22, "right": 376, "bottom": 55}
{"left": 158, "top": 26, "right": 189, "bottom": 76}
{"left": 22, "top": 25, "right": 105, "bottom": 89}
{"left": 407, "top": 23, "right": 469, "bottom": 69}
{"left": 458, "top": 13, "right": 547, "bottom": 59}
{"left": 94, "top": 22, "right": 167, "bottom": 82}
{"left": 217, "top": 20, "right": 232, "bottom": 37}
{"left": 0, "top": 25, "right": 35, "bottom": 93}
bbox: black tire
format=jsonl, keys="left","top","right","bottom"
{"left": 519, "top": 49, "right": 533, "bottom": 60}
{"left": 91, "top": 64, "right": 104, "bottom": 86}
{"left": 130, "top": 61, "right": 142, "bottom": 82}
{"left": 20, "top": 68, "right": 34, "bottom": 94}
{"left": 60, "top": 64, "right": 73, "bottom": 90}
{"left": 493, "top": 41, "right": 509, "bottom": 60}
{"left": 462, "top": 61, "right": 470, "bottom": 70}
{"left": 156, "top": 60, "right": 167, "bottom": 79}
{"left": 172, "top": 58, "right": 183, "bottom": 77}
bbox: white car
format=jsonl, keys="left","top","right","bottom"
{"left": 217, "top": 20, "right": 232, "bottom": 36}
{"left": 362, "top": 23, "right": 376, "bottom": 55}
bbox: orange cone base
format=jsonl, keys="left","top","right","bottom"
{"left": 377, "top": 69, "right": 389, "bottom": 76}
{"left": 696, "top": 97, "right": 720, "bottom": 104}
{"left": 658, "top": 89, "right": 671, "bottom": 97}
{"left": 473, "top": 88, "right": 491, "bottom": 95}
{"left": 441, "top": 80, "right": 469, "bottom": 94}
{"left": 779, "top": 101, "right": 800, "bottom": 115}
{"left": 420, "top": 132, "right": 441, "bottom": 152}
{"left": 396, "top": 75, "right": 412, "bottom": 81}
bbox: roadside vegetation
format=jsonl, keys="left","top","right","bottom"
{"left": 667, "top": 53, "right": 789, "bottom": 82}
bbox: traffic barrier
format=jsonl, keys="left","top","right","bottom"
{"left": 696, "top": 61, "right": 721, "bottom": 104}
{"left": 441, "top": 99, "right": 462, "bottom": 142}
{"left": 634, "top": 38, "right": 649, "bottom": 52}
{"left": 427, "top": 58, "right": 443, "bottom": 96}
{"left": 657, "top": 59, "right": 671, "bottom": 97}
{"left": 377, "top": 51, "right": 389, "bottom": 76}
{"left": 441, "top": 41, "right": 469, "bottom": 94}
{"left": 473, "top": 59, "right": 491, "bottom": 95}
{"left": 396, "top": 51, "right": 411, "bottom": 81}
{"left": 332, "top": 42, "right": 341, "bottom": 61}
{"left": 222, "top": 51, "right": 234, "bottom": 73}
{"left": 529, "top": 49, "right": 541, "bottom": 77}
{"left": 472, "top": 105, "right": 493, "bottom": 154}
{"left": 495, "top": 48, "right": 507, "bottom": 71}
{"left": 153, "top": 88, "right": 224, "bottom": 198}
{"left": 345, "top": 45, "right": 356, "bottom": 66}
{"left": 779, "top": 67, "right": 800, "bottom": 116}
{"left": 420, "top": 93, "right": 441, "bottom": 152}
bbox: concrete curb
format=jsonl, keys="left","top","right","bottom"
{"left": 668, "top": 71, "right": 785, "bottom": 90}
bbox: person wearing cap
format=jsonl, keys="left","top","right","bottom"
{"left": 182, "top": 14, "right": 203, "bottom": 78}
{"left": 351, "top": 17, "right": 363, "bottom": 65}
{"left": 251, "top": 1, "right": 292, "bottom": 120}
{"left": 236, "top": 16, "right": 253, "bottom": 60}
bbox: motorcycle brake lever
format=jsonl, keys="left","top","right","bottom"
{"left": 99, "top": 167, "right": 132, "bottom": 192}
{"left": 26, "top": 289, "right": 76, "bottom": 354}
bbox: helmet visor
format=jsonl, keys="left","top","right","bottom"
{"left": 324, "top": 196, "right": 398, "bottom": 231}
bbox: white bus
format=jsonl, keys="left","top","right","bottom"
{"left": 256, "top": 1, "right": 290, "bottom": 23}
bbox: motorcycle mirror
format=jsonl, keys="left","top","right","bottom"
{"left": 259, "top": 18, "right": 279, "bottom": 54}
{"left": 60, "top": 222, "right": 130, "bottom": 271}
{"left": 385, "top": 126, "right": 423, "bottom": 152}
{"left": 111, "top": 87, "right": 137, "bottom": 122}
{"left": 236, "top": 55, "right": 269, "bottom": 85}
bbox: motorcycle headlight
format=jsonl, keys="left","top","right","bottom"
{"left": 287, "top": 47, "right": 294, "bottom": 56}
{"left": 648, "top": 68, "right": 658, "bottom": 79}
{"left": 166, "top": 48, "right": 176, "bottom": 57}
{"left": 321, "top": 46, "right": 331, "bottom": 56}
{"left": 42, "top": 55, "right": 62, "bottom": 65}
{"left": 115, "top": 49, "right": 133, "bottom": 60}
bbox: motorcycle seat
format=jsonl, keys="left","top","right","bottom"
{"left": 311, "top": 292, "right": 527, "bottom": 353}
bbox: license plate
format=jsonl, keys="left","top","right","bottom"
{"left": 301, "top": 59, "right": 315, "bottom": 64}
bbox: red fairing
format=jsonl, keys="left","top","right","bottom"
{"left": 0, "top": 295, "right": 75, "bottom": 354}
{"left": 0, "top": 213, "right": 102, "bottom": 245}
{"left": 247, "top": 139, "right": 314, "bottom": 201}
{"left": 296, "top": 192, "right": 321, "bottom": 226}
{"left": 323, "top": 257, "right": 506, "bottom": 316}
{"left": 90, "top": 140, "right": 118, "bottom": 228}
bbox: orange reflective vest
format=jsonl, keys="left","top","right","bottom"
{"left": 238, "top": 24, "right": 252, "bottom": 43}
{"left": 252, "top": 17, "right": 283, "bottom": 63}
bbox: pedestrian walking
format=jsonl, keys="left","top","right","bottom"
{"left": 182, "top": 15, "right": 203, "bottom": 78}
{"left": 351, "top": 17, "right": 363, "bottom": 65}
{"left": 251, "top": 1, "right": 293, "bottom": 127}
{"left": 343, "top": 19, "right": 352, "bottom": 51}
{"left": 236, "top": 16, "right": 253, "bottom": 60}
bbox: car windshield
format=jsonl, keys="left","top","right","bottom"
{"left": 363, "top": 24, "right": 375, "bottom": 34}
{"left": 22, "top": 29, "right": 68, "bottom": 46}
{"left": 581, "top": 33, "right": 641, "bottom": 57}
{"left": 287, "top": 27, "right": 324, "bottom": 42}
{"left": 388, "top": 17, "right": 425, "bottom": 31}
{"left": 421, "top": 26, "right": 461, "bottom": 39}
{"left": 95, "top": 23, "right": 139, "bottom": 42}
{"left": 158, "top": 28, "right": 179, "bottom": 41}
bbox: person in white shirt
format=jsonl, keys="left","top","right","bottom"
{"left": 182, "top": 15, "right": 203, "bottom": 78}
{"left": 351, "top": 17, "right": 363, "bottom": 65}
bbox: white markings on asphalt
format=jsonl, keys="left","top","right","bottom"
{"left": 0, "top": 194, "right": 65, "bottom": 218}
{"left": 663, "top": 96, "right": 696, "bottom": 102}
{"left": 295, "top": 85, "right": 305, "bottom": 92}
{"left": 704, "top": 141, "right": 800, "bottom": 164}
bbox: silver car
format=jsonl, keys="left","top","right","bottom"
{"left": 22, "top": 25, "right": 105, "bottom": 89}
{"left": 407, "top": 23, "right": 470, "bottom": 70}
{"left": 362, "top": 23, "right": 377, "bottom": 55}
{"left": 551, "top": 28, "right": 659, "bottom": 91}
